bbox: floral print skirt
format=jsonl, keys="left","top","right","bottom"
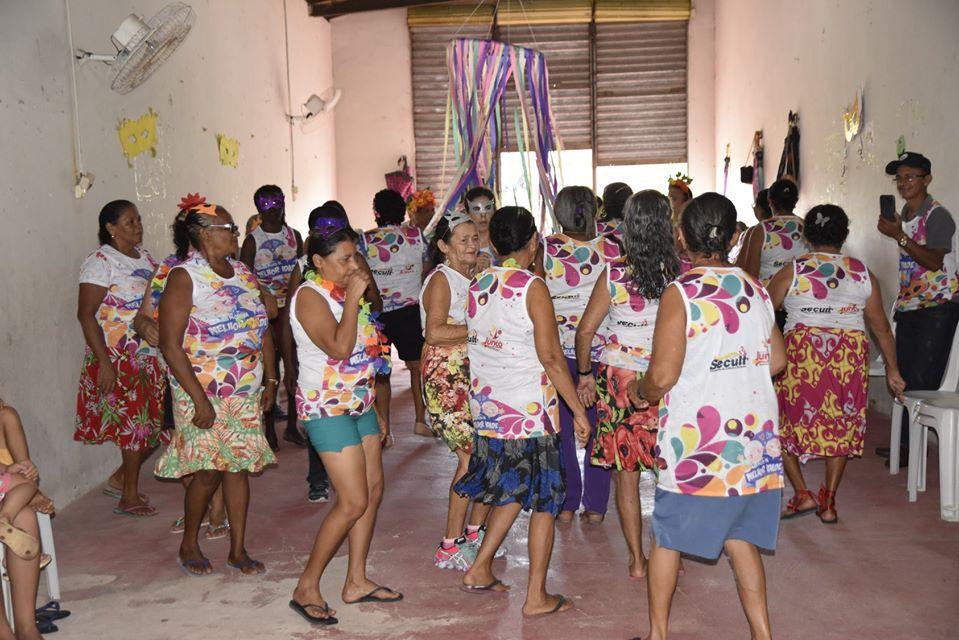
{"left": 590, "top": 363, "right": 658, "bottom": 472}
{"left": 454, "top": 434, "right": 565, "bottom": 516}
{"left": 154, "top": 387, "right": 277, "bottom": 477}
{"left": 777, "top": 326, "right": 868, "bottom": 462}
{"left": 422, "top": 343, "right": 474, "bottom": 453}
{"left": 74, "top": 346, "right": 168, "bottom": 451}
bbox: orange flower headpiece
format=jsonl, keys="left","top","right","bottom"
{"left": 668, "top": 172, "right": 693, "bottom": 197}
{"left": 176, "top": 192, "right": 218, "bottom": 221}
{"left": 406, "top": 188, "right": 435, "bottom": 213}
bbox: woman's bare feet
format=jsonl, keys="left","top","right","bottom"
{"left": 522, "top": 592, "right": 573, "bottom": 616}
{"left": 28, "top": 492, "right": 54, "bottom": 515}
{"left": 628, "top": 554, "right": 648, "bottom": 579}
{"left": 342, "top": 578, "right": 403, "bottom": 603}
{"left": 556, "top": 510, "right": 575, "bottom": 524}
{"left": 178, "top": 544, "right": 212, "bottom": 576}
{"left": 292, "top": 584, "right": 336, "bottom": 619}
{"left": 227, "top": 551, "right": 265, "bottom": 575}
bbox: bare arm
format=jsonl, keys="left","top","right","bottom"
{"left": 133, "top": 278, "right": 160, "bottom": 347}
{"left": 636, "top": 285, "right": 686, "bottom": 405}
{"left": 260, "top": 319, "right": 277, "bottom": 412}
{"left": 533, "top": 242, "right": 545, "bottom": 277}
{"left": 260, "top": 286, "right": 279, "bottom": 320}
{"left": 240, "top": 235, "right": 256, "bottom": 272}
{"left": 864, "top": 270, "right": 906, "bottom": 398}
{"left": 766, "top": 264, "right": 793, "bottom": 311}
{"left": 737, "top": 225, "right": 762, "bottom": 278}
{"left": 294, "top": 229, "right": 304, "bottom": 258}
{"left": 159, "top": 268, "right": 216, "bottom": 428}
{"left": 574, "top": 269, "right": 611, "bottom": 408}
{"left": 294, "top": 272, "right": 369, "bottom": 360}
{"left": 528, "top": 279, "right": 589, "bottom": 445}
{"left": 878, "top": 213, "right": 947, "bottom": 271}
{"left": 77, "top": 283, "right": 116, "bottom": 394}
{"left": 769, "top": 323, "right": 786, "bottom": 376}
{"left": 357, "top": 253, "right": 383, "bottom": 313}
{"left": 422, "top": 271, "right": 467, "bottom": 346}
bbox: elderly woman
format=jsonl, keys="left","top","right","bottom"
{"left": 768, "top": 205, "right": 905, "bottom": 523}
{"left": 288, "top": 216, "right": 399, "bottom": 627}
{"left": 575, "top": 190, "right": 679, "bottom": 579}
{"left": 156, "top": 202, "right": 276, "bottom": 577}
{"left": 464, "top": 186, "right": 497, "bottom": 270}
{"left": 596, "top": 182, "right": 633, "bottom": 239}
{"left": 630, "top": 193, "right": 786, "bottom": 640}
{"left": 539, "top": 186, "right": 615, "bottom": 525}
{"left": 420, "top": 211, "right": 498, "bottom": 570}
{"left": 76, "top": 199, "right": 166, "bottom": 518}
{"left": 456, "top": 206, "right": 589, "bottom": 616}
{"left": 363, "top": 189, "right": 429, "bottom": 437}
{"left": 240, "top": 184, "right": 304, "bottom": 450}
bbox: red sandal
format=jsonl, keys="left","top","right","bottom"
{"left": 781, "top": 489, "right": 818, "bottom": 520}
{"left": 816, "top": 485, "right": 838, "bottom": 525}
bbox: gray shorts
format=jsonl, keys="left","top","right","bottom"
{"left": 652, "top": 488, "right": 782, "bottom": 560}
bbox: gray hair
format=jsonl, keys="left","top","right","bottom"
{"left": 554, "top": 186, "right": 597, "bottom": 237}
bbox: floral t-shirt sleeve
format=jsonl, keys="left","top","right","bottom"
{"left": 79, "top": 251, "right": 111, "bottom": 287}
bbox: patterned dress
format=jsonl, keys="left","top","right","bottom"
{"left": 758, "top": 215, "right": 809, "bottom": 286}
{"left": 777, "top": 253, "right": 872, "bottom": 461}
{"left": 657, "top": 267, "right": 783, "bottom": 497}
{"left": 454, "top": 262, "right": 565, "bottom": 515}
{"left": 420, "top": 264, "right": 474, "bottom": 453}
{"left": 154, "top": 255, "right": 276, "bottom": 476}
{"left": 75, "top": 244, "right": 167, "bottom": 451}
{"left": 590, "top": 261, "right": 660, "bottom": 472}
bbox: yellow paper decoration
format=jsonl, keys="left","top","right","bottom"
{"left": 117, "top": 109, "right": 158, "bottom": 164}
{"left": 217, "top": 134, "right": 239, "bottom": 168}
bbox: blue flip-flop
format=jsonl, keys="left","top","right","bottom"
{"left": 228, "top": 556, "right": 265, "bottom": 574}
{"left": 178, "top": 558, "right": 212, "bottom": 577}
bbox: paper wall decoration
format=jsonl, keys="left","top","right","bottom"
{"left": 117, "top": 109, "right": 158, "bottom": 165}
{"left": 897, "top": 136, "right": 907, "bottom": 156}
{"left": 842, "top": 88, "right": 863, "bottom": 142}
{"left": 217, "top": 134, "right": 239, "bottom": 168}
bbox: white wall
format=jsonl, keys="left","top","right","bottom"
{"left": 713, "top": 0, "right": 959, "bottom": 308}
{"left": 331, "top": 8, "right": 415, "bottom": 230}
{"left": 0, "top": 0, "right": 335, "bottom": 507}
{"left": 686, "top": 0, "right": 716, "bottom": 193}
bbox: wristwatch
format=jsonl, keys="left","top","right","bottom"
{"left": 898, "top": 234, "right": 909, "bottom": 248}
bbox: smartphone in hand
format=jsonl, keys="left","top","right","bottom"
{"left": 880, "top": 194, "right": 897, "bottom": 221}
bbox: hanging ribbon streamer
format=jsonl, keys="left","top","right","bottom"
{"left": 429, "top": 38, "right": 562, "bottom": 235}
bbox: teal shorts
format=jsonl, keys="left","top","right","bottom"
{"left": 304, "top": 411, "right": 379, "bottom": 453}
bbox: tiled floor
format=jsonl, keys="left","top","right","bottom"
{"left": 42, "top": 373, "right": 959, "bottom": 639}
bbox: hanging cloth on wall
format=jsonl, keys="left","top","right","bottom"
{"left": 777, "top": 111, "right": 800, "bottom": 187}
{"left": 722, "top": 143, "right": 731, "bottom": 196}
{"left": 385, "top": 156, "right": 414, "bottom": 200}
{"left": 428, "top": 38, "right": 563, "bottom": 234}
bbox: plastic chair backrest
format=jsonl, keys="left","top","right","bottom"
{"left": 939, "top": 323, "right": 959, "bottom": 392}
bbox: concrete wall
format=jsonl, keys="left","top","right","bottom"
{"left": 0, "top": 0, "right": 335, "bottom": 507}
{"left": 713, "top": 0, "right": 959, "bottom": 308}
{"left": 331, "top": 8, "right": 415, "bottom": 231}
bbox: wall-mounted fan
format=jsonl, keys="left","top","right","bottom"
{"left": 75, "top": 2, "right": 195, "bottom": 94}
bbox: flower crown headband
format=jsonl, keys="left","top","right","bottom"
{"left": 668, "top": 172, "right": 693, "bottom": 196}
{"left": 176, "top": 193, "right": 218, "bottom": 221}
{"left": 407, "top": 188, "right": 436, "bottom": 213}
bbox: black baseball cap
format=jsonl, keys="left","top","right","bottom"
{"left": 885, "top": 152, "right": 932, "bottom": 175}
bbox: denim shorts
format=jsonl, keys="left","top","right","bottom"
{"left": 652, "top": 488, "right": 782, "bottom": 560}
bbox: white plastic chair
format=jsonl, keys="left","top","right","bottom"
{"left": 0, "top": 512, "right": 60, "bottom": 628}
{"left": 888, "top": 322, "right": 959, "bottom": 474}
{"left": 909, "top": 398, "right": 959, "bottom": 522}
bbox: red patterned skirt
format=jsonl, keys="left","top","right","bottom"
{"left": 589, "top": 363, "right": 659, "bottom": 472}
{"left": 777, "top": 326, "right": 868, "bottom": 462}
{"left": 74, "top": 346, "right": 168, "bottom": 451}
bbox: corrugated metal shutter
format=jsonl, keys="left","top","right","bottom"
{"left": 594, "top": 20, "right": 687, "bottom": 165}
{"left": 499, "top": 23, "right": 591, "bottom": 151}
{"left": 410, "top": 23, "right": 492, "bottom": 196}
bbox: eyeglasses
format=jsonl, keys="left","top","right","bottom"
{"left": 205, "top": 222, "right": 239, "bottom": 235}
{"left": 893, "top": 174, "right": 927, "bottom": 184}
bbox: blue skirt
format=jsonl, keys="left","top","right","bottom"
{"left": 652, "top": 488, "right": 782, "bottom": 560}
{"left": 455, "top": 434, "right": 566, "bottom": 516}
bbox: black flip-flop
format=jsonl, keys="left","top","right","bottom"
{"left": 524, "top": 594, "right": 570, "bottom": 617}
{"left": 35, "top": 618, "right": 57, "bottom": 634}
{"left": 289, "top": 599, "right": 338, "bottom": 626}
{"left": 36, "top": 600, "right": 71, "bottom": 621}
{"left": 344, "top": 585, "right": 403, "bottom": 604}
{"left": 460, "top": 579, "right": 506, "bottom": 594}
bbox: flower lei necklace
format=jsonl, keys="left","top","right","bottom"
{"left": 501, "top": 257, "right": 524, "bottom": 270}
{"left": 308, "top": 271, "right": 391, "bottom": 375}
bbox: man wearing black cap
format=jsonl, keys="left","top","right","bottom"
{"left": 877, "top": 152, "right": 959, "bottom": 459}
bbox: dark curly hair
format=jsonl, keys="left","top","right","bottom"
{"left": 769, "top": 178, "right": 799, "bottom": 213}
{"left": 97, "top": 199, "right": 136, "bottom": 245}
{"left": 172, "top": 205, "right": 229, "bottom": 260}
{"left": 427, "top": 216, "right": 476, "bottom": 266}
{"left": 489, "top": 206, "right": 536, "bottom": 256}
{"left": 372, "top": 189, "right": 407, "bottom": 226}
{"left": 754, "top": 188, "right": 772, "bottom": 220}
{"left": 463, "top": 186, "right": 495, "bottom": 205}
{"left": 621, "top": 190, "right": 680, "bottom": 300}
{"left": 680, "top": 192, "right": 738, "bottom": 261}
{"left": 802, "top": 204, "right": 849, "bottom": 248}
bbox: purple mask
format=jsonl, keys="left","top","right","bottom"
{"left": 312, "top": 216, "right": 347, "bottom": 238}
{"left": 256, "top": 194, "right": 285, "bottom": 212}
